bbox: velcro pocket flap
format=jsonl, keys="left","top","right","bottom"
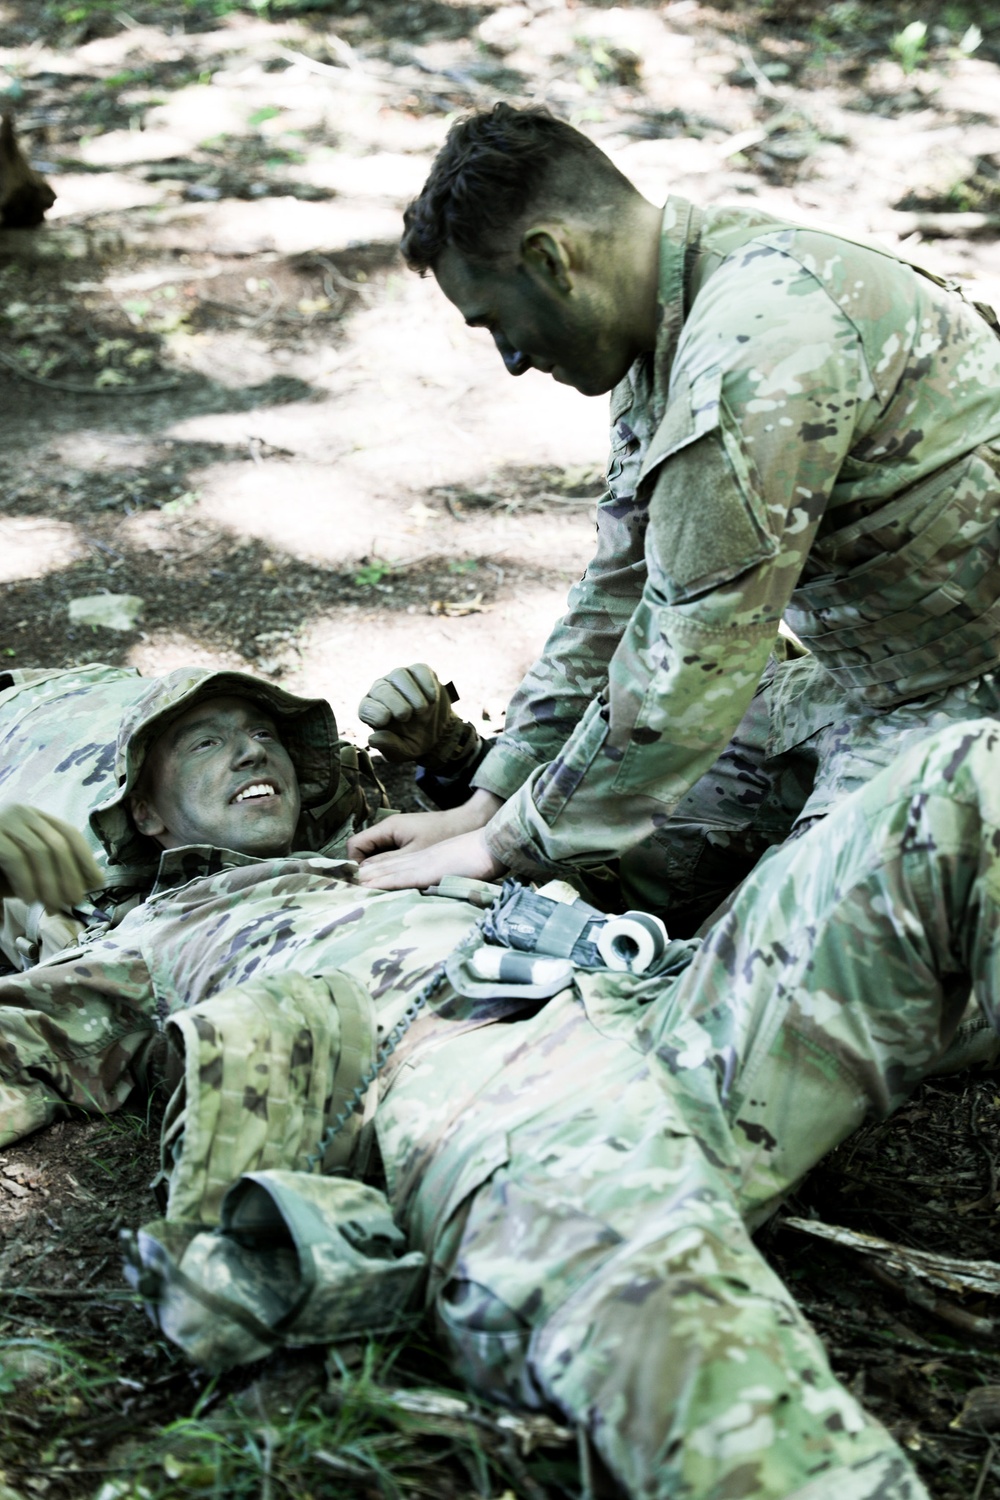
{"left": 640, "top": 367, "right": 779, "bottom": 599}
{"left": 637, "top": 367, "right": 722, "bottom": 484}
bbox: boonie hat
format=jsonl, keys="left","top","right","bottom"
{"left": 90, "top": 668, "right": 340, "bottom": 866}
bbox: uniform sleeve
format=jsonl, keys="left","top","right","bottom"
{"left": 0, "top": 936, "right": 157, "bottom": 1144}
{"left": 484, "top": 243, "right": 878, "bottom": 875}
{"left": 472, "top": 381, "right": 650, "bottom": 801}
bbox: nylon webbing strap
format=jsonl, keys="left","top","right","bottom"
{"left": 536, "top": 901, "right": 594, "bottom": 958}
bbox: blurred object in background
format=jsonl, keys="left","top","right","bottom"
{"left": 0, "top": 112, "right": 56, "bottom": 227}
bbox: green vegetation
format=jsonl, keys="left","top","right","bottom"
{"left": 354, "top": 560, "right": 396, "bottom": 588}
{"left": 890, "top": 20, "right": 929, "bottom": 73}
{"left": 1, "top": 1318, "right": 575, "bottom": 1500}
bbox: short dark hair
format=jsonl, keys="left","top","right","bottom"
{"left": 401, "top": 103, "right": 634, "bottom": 272}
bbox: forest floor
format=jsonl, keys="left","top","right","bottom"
{"left": 2, "top": 1, "right": 1000, "bottom": 1496}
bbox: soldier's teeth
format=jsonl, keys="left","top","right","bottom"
{"left": 235, "top": 784, "right": 276, "bottom": 802}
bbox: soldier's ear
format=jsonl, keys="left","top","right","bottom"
{"left": 130, "top": 793, "right": 167, "bottom": 839}
{"left": 521, "top": 226, "right": 573, "bottom": 295}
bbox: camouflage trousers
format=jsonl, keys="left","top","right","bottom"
{"left": 386, "top": 718, "right": 1000, "bottom": 1500}
{"left": 621, "top": 651, "right": 1000, "bottom": 933}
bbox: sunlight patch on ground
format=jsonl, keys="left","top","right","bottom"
{"left": 167, "top": 268, "right": 607, "bottom": 487}
{"left": 0, "top": 519, "right": 84, "bottom": 583}
{"left": 610, "top": 135, "right": 751, "bottom": 198}
{"left": 141, "top": 82, "right": 257, "bottom": 146}
{"left": 161, "top": 326, "right": 296, "bottom": 388}
{"left": 118, "top": 511, "right": 204, "bottom": 557}
{"left": 286, "top": 582, "right": 571, "bottom": 743}
{"left": 126, "top": 631, "right": 246, "bottom": 677}
{"left": 287, "top": 152, "right": 430, "bottom": 202}
{"left": 46, "top": 432, "right": 160, "bottom": 472}
{"left": 183, "top": 456, "right": 595, "bottom": 573}
{"left": 74, "top": 129, "right": 199, "bottom": 168}
{"left": 47, "top": 172, "right": 166, "bottom": 220}
{"left": 145, "top": 197, "right": 403, "bottom": 258}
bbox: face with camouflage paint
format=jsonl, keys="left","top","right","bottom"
{"left": 434, "top": 220, "right": 658, "bottom": 398}
{"left": 130, "top": 695, "right": 301, "bottom": 857}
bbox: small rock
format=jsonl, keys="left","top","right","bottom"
{"left": 67, "top": 594, "right": 144, "bottom": 631}
{"left": 0, "top": 1345, "right": 61, "bottom": 1382}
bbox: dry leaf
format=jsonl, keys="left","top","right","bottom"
{"left": 951, "top": 1385, "right": 1000, "bottom": 1431}
{"left": 429, "top": 593, "right": 489, "bottom": 617}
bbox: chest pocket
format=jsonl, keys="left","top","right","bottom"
{"left": 639, "top": 367, "right": 778, "bottom": 600}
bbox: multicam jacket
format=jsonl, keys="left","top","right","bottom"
{"left": 0, "top": 663, "right": 388, "bottom": 884}
{"left": 473, "top": 197, "right": 1000, "bottom": 875}
{"left": 0, "top": 841, "right": 486, "bottom": 1146}
{"left": 0, "top": 664, "right": 401, "bottom": 1141}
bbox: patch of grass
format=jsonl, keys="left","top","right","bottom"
{"left": 156, "top": 1350, "right": 555, "bottom": 1498}
{"left": 52, "top": 0, "right": 120, "bottom": 24}
{"left": 1, "top": 1335, "right": 575, "bottom": 1500}
{"left": 354, "top": 559, "right": 396, "bottom": 588}
{"left": 160, "top": 490, "right": 200, "bottom": 516}
{"left": 0, "top": 1335, "right": 122, "bottom": 1406}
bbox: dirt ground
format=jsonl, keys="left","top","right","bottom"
{"left": 3, "top": 1, "right": 1000, "bottom": 1496}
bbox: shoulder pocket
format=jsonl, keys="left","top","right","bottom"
{"left": 640, "top": 368, "right": 778, "bottom": 600}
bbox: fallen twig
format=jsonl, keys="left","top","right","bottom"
{"left": 781, "top": 1214, "right": 1000, "bottom": 1299}
{"left": 972, "top": 1437, "right": 999, "bottom": 1500}
{"left": 862, "top": 1257, "right": 998, "bottom": 1343}
{"left": 0, "top": 346, "right": 182, "bottom": 394}
{"left": 1, "top": 1285, "right": 136, "bottom": 1301}
{"left": 961, "top": 1091, "right": 1000, "bottom": 1212}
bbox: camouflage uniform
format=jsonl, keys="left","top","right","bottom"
{"left": 5, "top": 672, "right": 1000, "bottom": 1496}
{"left": 0, "top": 663, "right": 387, "bottom": 884}
{"left": 471, "top": 198, "right": 1000, "bottom": 914}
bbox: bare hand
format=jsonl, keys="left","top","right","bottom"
{"left": 346, "top": 790, "right": 502, "bottom": 863}
{"left": 353, "top": 828, "right": 505, "bottom": 890}
{"left": 0, "top": 804, "right": 103, "bottom": 911}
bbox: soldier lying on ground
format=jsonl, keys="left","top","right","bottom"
{"left": 349, "top": 104, "right": 1000, "bottom": 928}
{"left": 2, "top": 662, "right": 1000, "bottom": 1500}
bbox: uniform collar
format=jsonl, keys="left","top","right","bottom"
{"left": 145, "top": 842, "right": 359, "bottom": 898}
{"left": 651, "top": 195, "right": 702, "bottom": 423}
{"left": 147, "top": 844, "right": 263, "bottom": 896}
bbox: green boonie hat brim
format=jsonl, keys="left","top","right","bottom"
{"left": 90, "top": 668, "right": 341, "bottom": 867}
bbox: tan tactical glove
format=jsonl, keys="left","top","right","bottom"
{"left": 0, "top": 804, "right": 102, "bottom": 910}
{"left": 358, "top": 664, "right": 479, "bottom": 771}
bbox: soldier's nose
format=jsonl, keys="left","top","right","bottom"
{"left": 503, "top": 350, "right": 531, "bottom": 376}
{"left": 493, "top": 332, "right": 531, "bottom": 377}
{"left": 233, "top": 736, "right": 267, "bottom": 766}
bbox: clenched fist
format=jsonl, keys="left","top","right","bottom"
{"left": 0, "top": 804, "right": 102, "bottom": 911}
{"left": 358, "top": 664, "right": 479, "bottom": 770}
